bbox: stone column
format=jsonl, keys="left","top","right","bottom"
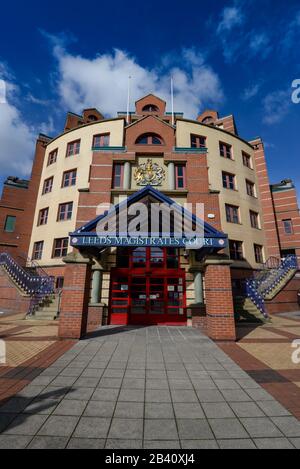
{"left": 204, "top": 257, "right": 236, "bottom": 341}
{"left": 58, "top": 252, "right": 93, "bottom": 339}
{"left": 168, "top": 162, "right": 175, "bottom": 191}
{"left": 194, "top": 272, "right": 204, "bottom": 304}
{"left": 123, "top": 161, "right": 131, "bottom": 190}
{"left": 91, "top": 270, "right": 102, "bottom": 305}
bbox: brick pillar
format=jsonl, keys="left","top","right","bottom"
{"left": 58, "top": 253, "right": 93, "bottom": 339}
{"left": 204, "top": 258, "right": 236, "bottom": 342}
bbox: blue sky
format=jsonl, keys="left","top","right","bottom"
{"left": 0, "top": 0, "right": 300, "bottom": 193}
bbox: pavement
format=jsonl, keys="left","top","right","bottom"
{"left": 1, "top": 325, "right": 300, "bottom": 449}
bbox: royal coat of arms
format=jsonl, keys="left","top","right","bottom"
{"left": 134, "top": 159, "right": 166, "bottom": 186}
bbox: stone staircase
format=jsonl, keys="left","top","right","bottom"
{"left": 0, "top": 252, "right": 55, "bottom": 318}
{"left": 235, "top": 255, "right": 298, "bottom": 323}
{"left": 30, "top": 294, "right": 61, "bottom": 321}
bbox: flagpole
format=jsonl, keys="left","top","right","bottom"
{"left": 126, "top": 76, "right": 131, "bottom": 125}
{"left": 171, "top": 76, "right": 174, "bottom": 126}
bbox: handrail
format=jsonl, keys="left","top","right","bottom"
{"left": 0, "top": 252, "right": 55, "bottom": 315}
{"left": 245, "top": 255, "right": 298, "bottom": 319}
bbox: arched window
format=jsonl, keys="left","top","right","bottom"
{"left": 202, "top": 116, "right": 214, "bottom": 124}
{"left": 142, "top": 104, "right": 159, "bottom": 113}
{"left": 135, "top": 133, "right": 164, "bottom": 145}
{"left": 88, "top": 115, "right": 98, "bottom": 122}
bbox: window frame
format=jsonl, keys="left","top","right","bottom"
{"left": 242, "top": 151, "right": 252, "bottom": 169}
{"left": 135, "top": 133, "right": 164, "bottom": 145}
{"left": 222, "top": 171, "right": 236, "bottom": 190}
{"left": 225, "top": 204, "right": 240, "bottom": 224}
{"left": 112, "top": 163, "right": 124, "bottom": 189}
{"left": 93, "top": 133, "right": 110, "bottom": 148}
{"left": 190, "top": 134, "right": 206, "bottom": 149}
{"left": 254, "top": 244, "right": 264, "bottom": 264}
{"left": 66, "top": 139, "right": 81, "bottom": 157}
{"left": 38, "top": 208, "right": 49, "bottom": 226}
{"left": 4, "top": 215, "right": 16, "bottom": 233}
{"left": 42, "top": 177, "right": 54, "bottom": 195}
{"left": 219, "top": 141, "right": 233, "bottom": 159}
{"left": 47, "top": 149, "right": 58, "bottom": 166}
{"left": 283, "top": 219, "right": 293, "bottom": 235}
{"left": 62, "top": 169, "right": 77, "bottom": 188}
{"left": 57, "top": 202, "right": 73, "bottom": 222}
{"left": 246, "top": 179, "right": 256, "bottom": 197}
{"left": 175, "top": 164, "right": 187, "bottom": 189}
{"left": 250, "top": 210, "right": 260, "bottom": 229}
{"left": 32, "top": 241, "right": 44, "bottom": 261}
{"left": 52, "top": 238, "right": 69, "bottom": 258}
{"left": 229, "top": 240, "right": 244, "bottom": 261}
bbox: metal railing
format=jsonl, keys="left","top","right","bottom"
{"left": 0, "top": 252, "right": 55, "bottom": 315}
{"left": 245, "top": 255, "right": 298, "bottom": 319}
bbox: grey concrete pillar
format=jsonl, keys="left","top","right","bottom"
{"left": 123, "top": 162, "right": 131, "bottom": 190}
{"left": 91, "top": 270, "right": 102, "bottom": 304}
{"left": 194, "top": 272, "right": 204, "bottom": 304}
{"left": 168, "top": 162, "right": 175, "bottom": 191}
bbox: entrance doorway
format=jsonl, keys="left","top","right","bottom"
{"left": 109, "top": 247, "right": 186, "bottom": 325}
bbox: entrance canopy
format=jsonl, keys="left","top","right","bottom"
{"left": 70, "top": 186, "right": 227, "bottom": 257}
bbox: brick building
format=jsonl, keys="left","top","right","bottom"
{"left": 0, "top": 94, "right": 299, "bottom": 341}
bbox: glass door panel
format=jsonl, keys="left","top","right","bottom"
{"left": 111, "top": 277, "right": 129, "bottom": 315}
{"left": 131, "top": 277, "right": 147, "bottom": 314}
{"left": 149, "top": 277, "right": 164, "bottom": 314}
{"left": 167, "top": 278, "right": 184, "bottom": 316}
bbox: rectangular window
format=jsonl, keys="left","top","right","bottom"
{"left": 57, "top": 202, "right": 73, "bottom": 222}
{"left": 112, "top": 163, "right": 124, "bottom": 188}
{"left": 42, "top": 177, "right": 53, "bottom": 195}
{"left": 242, "top": 151, "right": 252, "bottom": 169}
{"left": 47, "top": 149, "right": 58, "bottom": 166}
{"left": 32, "top": 241, "right": 44, "bottom": 261}
{"left": 250, "top": 210, "right": 259, "bottom": 229}
{"left": 191, "top": 134, "right": 206, "bottom": 148}
{"left": 283, "top": 219, "right": 293, "bottom": 235}
{"left": 225, "top": 204, "right": 240, "bottom": 224}
{"left": 93, "top": 133, "right": 110, "bottom": 148}
{"left": 219, "top": 142, "right": 232, "bottom": 159}
{"left": 62, "top": 169, "right": 77, "bottom": 188}
{"left": 175, "top": 165, "right": 186, "bottom": 189}
{"left": 66, "top": 139, "right": 81, "bottom": 157}
{"left": 4, "top": 215, "right": 16, "bottom": 233}
{"left": 229, "top": 240, "right": 244, "bottom": 261}
{"left": 222, "top": 172, "right": 236, "bottom": 190}
{"left": 38, "top": 208, "right": 49, "bottom": 226}
{"left": 254, "top": 244, "right": 264, "bottom": 264}
{"left": 246, "top": 179, "right": 256, "bottom": 197}
{"left": 52, "top": 238, "right": 69, "bottom": 258}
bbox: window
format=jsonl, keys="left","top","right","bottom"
{"left": 52, "top": 238, "right": 69, "bottom": 258}
{"left": 135, "top": 133, "right": 163, "bottom": 145}
{"left": 246, "top": 179, "right": 256, "bottom": 197}
{"left": 4, "top": 215, "right": 16, "bottom": 232}
{"left": 254, "top": 244, "right": 264, "bottom": 264}
{"left": 32, "top": 241, "right": 44, "bottom": 261}
{"left": 229, "top": 240, "right": 244, "bottom": 261}
{"left": 112, "top": 164, "right": 124, "bottom": 188}
{"left": 62, "top": 169, "right": 77, "bottom": 188}
{"left": 38, "top": 208, "right": 49, "bottom": 226}
{"left": 250, "top": 210, "right": 259, "bottom": 229}
{"left": 242, "top": 151, "right": 252, "bottom": 169}
{"left": 66, "top": 140, "right": 80, "bottom": 157}
{"left": 142, "top": 104, "right": 159, "bottom": 112}
{"left": 57, "top": 202, "right": 73, "bottom": 222}
{"left": 219, "top": 142, "right": 232, "bottom": 159}
{"left": 191, "top": 134, "right": 206, "bottom": 148}
{"left": 47, "top": 149, "right": 58, "bottom": 166}
{"left": 88, "top": 114, "right": 98, "bottom": 121}
{"left": 175, "top": 165, "right": 186, "bottom": 189}
{"left": 222, "top": 172, "right": 236, "bottom": 190}
{"left": 93, "top": 133, "right": 110, "bottom": 147}
{"left": 283, "top": 219, "right": 293, "bottom": 235}
{"left": 225, "top": 204, "right": 240, "bottom": 224}
{"left": 42, "top": 177, "right": 53, "bottom": 195}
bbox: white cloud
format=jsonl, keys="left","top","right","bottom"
{"left": 242, "top": 82, "right": 262, "bottom": 101}
{"left": 48, "top": 40, "right": 224, "bottom": 118}
{"left": 263, "top": 90, "right": 291, "bottom": 125}
{"left": 249, "top": 33, "right": 272, "bottom": 58}
{"left": 217, "top": 6, "right": 244, "bottom": 34}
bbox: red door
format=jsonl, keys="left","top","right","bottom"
{"left": 109, "top": 248, "right": 186, "bottom": 326}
